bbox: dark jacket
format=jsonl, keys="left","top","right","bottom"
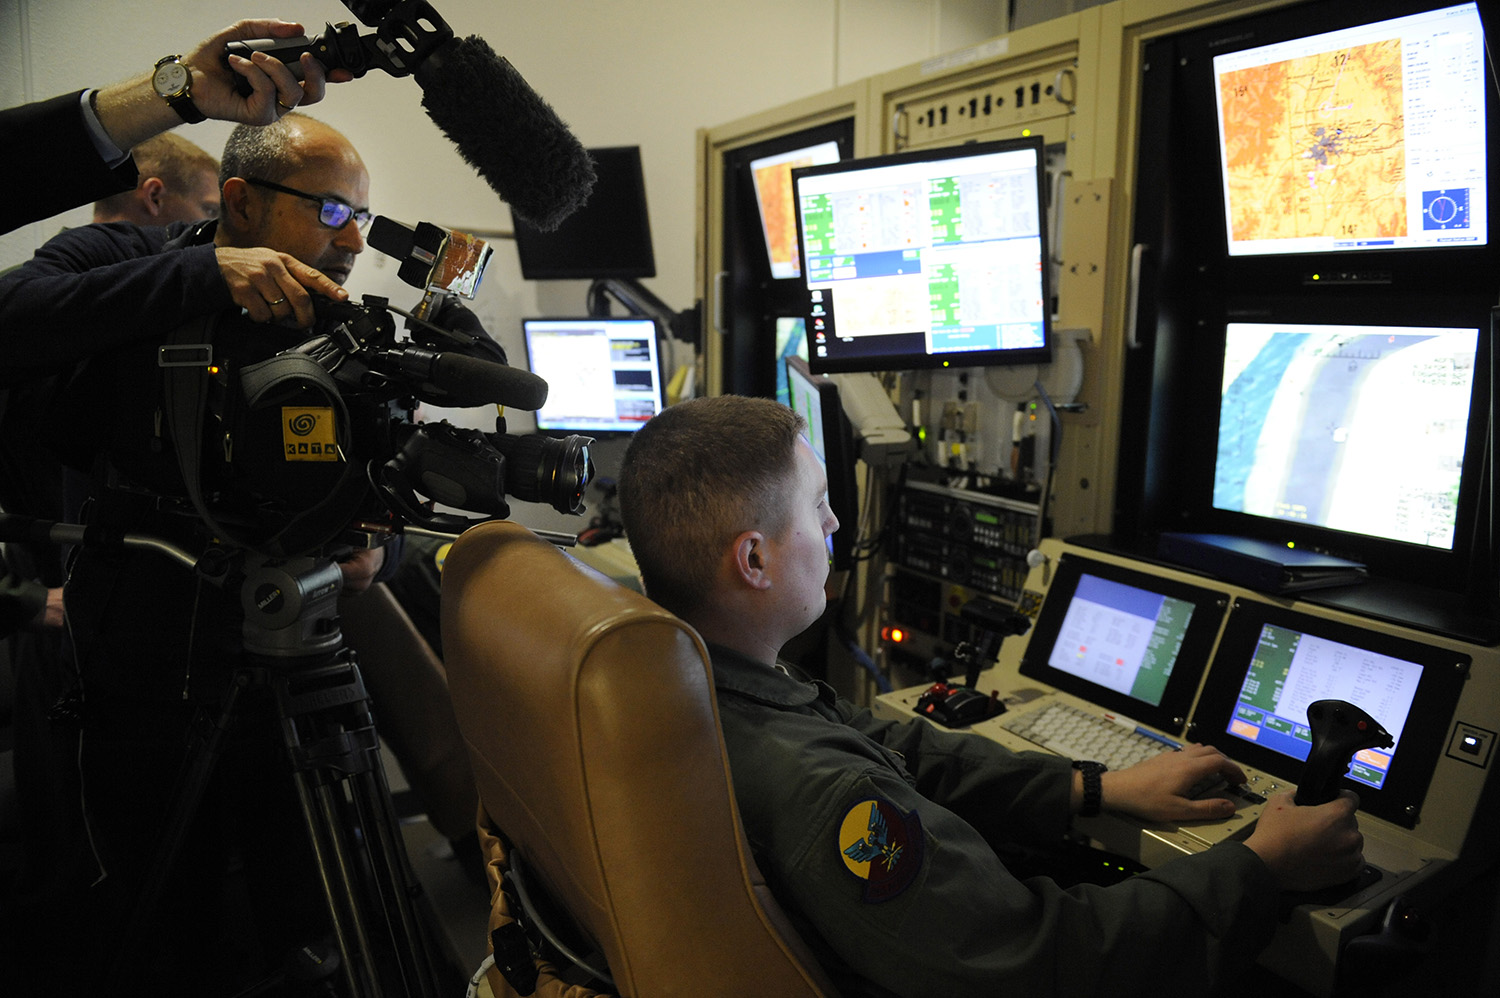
{"left": 709, "top": 641, "right": 1279, "bottom": 997}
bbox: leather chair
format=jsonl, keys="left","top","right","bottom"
{"left": 441, "top": 520, "right": 838, "bottom": 997}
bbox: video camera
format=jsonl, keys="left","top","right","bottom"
{"left": 168, "top": 215, "right": 593, "bottom": 558}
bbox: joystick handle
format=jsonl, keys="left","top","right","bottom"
{"left": 1294, "top": 699, "right": 1394, "bottom": 806}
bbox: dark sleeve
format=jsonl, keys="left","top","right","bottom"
{"left": 0, "top": 222, "right": 232, "bottom": 386}
{"left": 838, "top": 700, "right": 1077, "bottom": 845}
{"left": 722, "top": 706, "right": 1280, "bottom": 998}
{"left": 0, "top": 91, "right": 139, "bottom": 235}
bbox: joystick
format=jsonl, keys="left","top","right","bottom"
{"left": 914, "top": 600, "right": 1030, "bottom": 729}
{"left": 1294, "top": 699, "right": 1394, "bottom": 806}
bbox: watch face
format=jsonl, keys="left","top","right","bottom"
{"left": 153, "top": 61, "right": 189, "bottom": 97}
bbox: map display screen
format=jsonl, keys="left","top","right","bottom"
{"left": 751, "top": 141, "right": 842, "bottom": 280}
{"left": 1212, "top": 3, "right": 1487, "bottom": 256}
{"left": 1214, "top": 322, "right": 1479, "bottom": 549}
{"left": 792, "top": 136, "right": 1051, "bottom": 373}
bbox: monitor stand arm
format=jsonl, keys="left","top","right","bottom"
{"left": 587, "top": 278, "right": 700, "bottom": 345}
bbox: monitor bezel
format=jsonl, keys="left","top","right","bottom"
{"left": 512, "top": 146, "right": 656, "bottom": 281}
{"left": 521, "top": 316, "right": 666, "bottom": 437}
{"left": 1190, "top": 599, "right": 1469, "bottom": 828}
{"left": 791, "top": 135, "right": 1054, "bottom": 375}
{"left": 1184, "top": 297, "right": 1493, "bottom": 586}
{"left": 1017, "top": 554, "right": 1231, "bottom": 736}
{"left": 1207, "top": 2, "right": 1490, "bottom": 261}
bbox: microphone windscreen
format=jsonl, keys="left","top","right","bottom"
{"left": 430, "top": 352, "right": 550, "bottom": 410}
{"left": 415, "top": 36, "right": 597, "bottom": 232}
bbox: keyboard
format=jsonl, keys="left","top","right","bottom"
{"left": 997, "top": 701, "right": 1173, "bottom": 771}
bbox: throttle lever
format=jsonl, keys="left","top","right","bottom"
{"left": 1294, "top": 699, "right": 1393, "bottom": 806}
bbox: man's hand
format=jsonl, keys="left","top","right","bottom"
{"left": 31, "top": 586, "right": 65, "bottom": 630}
{"left": 185, "top": 19, "right": 349, "bottom": 125}
{"left": 1096, "top": 743, "right": 1248, "bottom": 822}
{"left": 336, "top": 546, "right": 387, "bottom": 596}
{"left": 216, "top": 246, "right": 349, "bottom": 326}
{"left": 92, "top": 20, "right": 355, "bottom": 153}
{"left": 1244, "top": 791, "right": 1364, "bottom": 890}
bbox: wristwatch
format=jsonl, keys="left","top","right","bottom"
{"left": 1072, "top": 760, "right": 1107, "bottom": 817}
{"left": 152, "top": 55, "right": 206, "bottom": 124}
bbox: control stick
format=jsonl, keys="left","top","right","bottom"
{"left": 1294, "top": 699, "right": 1393, "bottom": 806}
{"left": 915, "top": 601, "right": 1030, "bottom": 728}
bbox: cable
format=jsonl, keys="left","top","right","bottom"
{"left": 466, "top": 953, "right": 496, "bottom": 998}
{"left": 1032, "top": 380, "right": 1063, "bottom": 548}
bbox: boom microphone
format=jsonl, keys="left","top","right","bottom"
{"left": 387, "top": 347, "right": 550, "bottom": 410}
{"left": 414, "top": 35, "right": 597, "bottom": 232}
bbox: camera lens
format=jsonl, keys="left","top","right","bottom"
{"left": 492, "top": 433, "right": 594, "bottom": 515}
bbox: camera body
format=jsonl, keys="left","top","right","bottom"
{"left": 183, "top": 292, "right": 592, "bottom": 558}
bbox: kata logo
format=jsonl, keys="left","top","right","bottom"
{"left": 837, "top": 797, "right": 923, "bottom": 902}
{"left": 282, "top": 406, "right": 338, "bottom": 462}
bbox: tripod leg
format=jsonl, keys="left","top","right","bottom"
{"left": 275, "top": 655, "right": 442, "bottom": 998}
{"left": 351, "top": 762, "right": 441, "bottom": 996}
{"left": 290, "top": 766, "right": 381, "bottom": 998}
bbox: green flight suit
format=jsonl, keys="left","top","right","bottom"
{"left": 709, "top": 642, "right": 1279, "bottom": 997}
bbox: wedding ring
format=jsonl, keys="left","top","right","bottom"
{"left": 276, "top": 98, "right": 296, "bottom": 112}
{"left": 269, "top": 296, "right": 288, "bottom": 306}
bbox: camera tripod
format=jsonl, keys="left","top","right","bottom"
{"left": 89, "top": 537, "right": 447, "bottom": 997}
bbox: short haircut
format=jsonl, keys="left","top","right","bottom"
{"left": 94, "top": 132, "right": 218, "bottom": 215}
{"left": 618, "top": 395, "right": 806, "bottom": 617}
{"left": 219, "top": 112, "right": 313, "bottom": 190}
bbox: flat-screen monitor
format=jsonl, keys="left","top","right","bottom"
{"left": 784, "top": 355, "right": 858, "bottom": 570}
{"left": 774, "top": 317, "right": 810, "bottom": 406}
{"left": 522, "top": 317, "right": 665, "bottom": 434}
{"left": 1192, "top": 601, "right": 1468, "bottom": 828}
{"left": 1214, "top": 321, "right": 1482, "bottom": 550}
{"left": 750, "top": 141, "right": 842, "bottom": 279}
{"left": 1017, "top": 555, "right": 1229, "bottom": 735}
{"left": 792, "top": 136, "right": 1052, "bottom": 374}
{"left": 1212, "top": 3, "right": 1488, "bottom": 257}
{"left": 512, "top": 146, "right": 655, "bottom": 280}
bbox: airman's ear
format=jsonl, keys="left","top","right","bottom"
{"left": 730, "top": 530, "right": 772, "bottom": 591}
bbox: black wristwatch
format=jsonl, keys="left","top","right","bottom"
{"left": 152, "top": 55, "right": 206, "bottom": 124}
{"left": 1072, "top": 760, "right": 1107, "bottom": 817}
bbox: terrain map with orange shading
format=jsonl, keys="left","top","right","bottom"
{"left": 1219, "top": 38, "right": 1406, "bottom": 243}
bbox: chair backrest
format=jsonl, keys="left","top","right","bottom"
{"left": 441, "top": 520, "right": 836, "bottom": 998}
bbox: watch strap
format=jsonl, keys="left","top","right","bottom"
{"left": 1072, "top": 760, "right": 1107, "bottom": 817}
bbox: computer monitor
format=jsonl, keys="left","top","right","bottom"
{"left": 1212, "top": 3, "right": 1488, "bottom": 257}
{"left": 792, "top": 135, "right": 1052, "bottom": 374}
{"left": 1214, "top": 321, "right": 1482, "bottom": 550}
{"left": 773, "top": 317, "right": 810, "bottom": 406}
{"left": 1192, "top": 600, "right": 1468, "bottom": 828}
{"left": 512, "top": 146, "right": 655, "bottom": 280}
{"left": 521, "top": 317, "right": 665, "bottom": 434}
{"left": 784, "top": 355, "right": 858, "bottom": 571}
{"left": 750, "top": 140, "right": 842, "bottom": 280}
{"left": 1017, "top": 555, "right": 1229, "bottom": 735}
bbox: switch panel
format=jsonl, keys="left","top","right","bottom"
{"left": 895, "top": 62, "right": 1076, "bottom": 148}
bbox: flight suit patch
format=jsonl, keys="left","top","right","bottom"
{"left": 838, "top": 797, "right": 924, "bottom": 902}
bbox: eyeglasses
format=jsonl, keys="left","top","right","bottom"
{"left": 245, "top": 178, "right": 372, "bottom": 231}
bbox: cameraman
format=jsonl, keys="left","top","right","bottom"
{"left": 0, "top": 112, "right": 388, "bottom": 990}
